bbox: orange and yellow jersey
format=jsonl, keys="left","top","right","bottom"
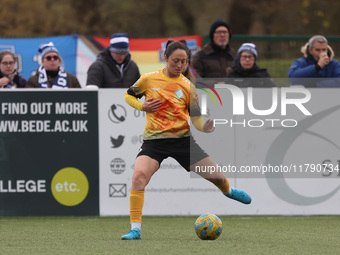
{"left": 126, "top": 69, "right": 201, "bottom": 140}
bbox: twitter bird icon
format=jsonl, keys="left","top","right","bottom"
{"left": 110, "top": 135, "right": 124, "bottom": 148}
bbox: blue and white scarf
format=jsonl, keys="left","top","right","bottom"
{"left": 38, "top": 65, "right": 68, "bottom": 89}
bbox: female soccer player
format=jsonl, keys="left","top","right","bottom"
{"left": 121, "top": 40, "right": 251, "bottom": 240}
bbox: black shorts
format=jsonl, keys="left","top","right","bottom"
{"left": 137, "top": 136, "right": 209, "bottom": 171}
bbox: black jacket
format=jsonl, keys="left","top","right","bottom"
{"left": 226, "top": 60, "right": 275, "bottom": 87}
{"left": 86, "top": 48, "right": 140, "bottom": 88}
{"left": 192, "top": 43, "right": 236, "bottom": 78}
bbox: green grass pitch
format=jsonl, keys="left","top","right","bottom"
{"left": 1, "top": 215, "right": 339, "bottom": 255}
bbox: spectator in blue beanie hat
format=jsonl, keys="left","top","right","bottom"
{"left": 86, "top": 33, "right": 140, "bottom": 88}
{"left": 226, "top": 43, "right": 275, "bottom": 87}
{"left": 27, "top": 42, "right": 81, "bottom": 88}
{"left": 237, "top": 43, "right": 258, "bottom": 60}
{"left": 109, "top": 33, "right": 130, "bottom": 53}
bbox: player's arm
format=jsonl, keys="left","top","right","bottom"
{"left": 189, "top": 90, "right": 215, "bottom": 133}
{"left": 125, "top": 92, "right": 143, "bottom": 111}
{"left": 189, "top": 82, "right": 215, "bottom": 133}
{"left": 125, "top": 79, "right": 146, "bottom": 111}
{"left": 191, "top": 116, "right": 215, "bottom": 133}
{"left": 125, "top": 92, "right": 162, "bottom": 112}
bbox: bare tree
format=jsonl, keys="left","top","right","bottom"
{"left": 0, "top": 0, "right": 339, "bottom": 37}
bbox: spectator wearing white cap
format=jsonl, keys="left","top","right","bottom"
{"left": 86, "top": 33, "right": 140, "bottom": 88}
{"left": 27, "top": 42, "right": 81, "bottom": 89}
{"left": 226, "top": 43, "right": 275, "bottom": 87}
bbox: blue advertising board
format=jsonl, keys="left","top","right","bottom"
{"left": 0, "top": 35, "right": 78, "bottom": 80}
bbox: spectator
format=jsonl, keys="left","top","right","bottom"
{"left": 179, "top": 39, "right": 197, "bottom": 82}
{"left": 288, "top": 35, "right": 340, "bottom": 87}
{"left": 27, "top": 42, "right": 81, "bottom": 88}
{"left": 0, "top": 50, "right": 26, "bottom": 88}
{"left": 192, "top": 18, "right": 235, "bottom": 79}
{"left": 226, "top": 43, "right": 275, "bottom": 87}
{"left": 86, "top": 33, "right": 140, "bottom": 88}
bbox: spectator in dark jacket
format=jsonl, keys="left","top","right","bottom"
{"left": 226, "top": 43, "right": 275, "bottom": 87}
{"left": 288, "top": 35, "right": 340, "bottom": 87}
{"left": 192, "top": 18, "right": 235, "bottom": 79}
{"left": 86, "top": 33, "right": 140, "bottom": 88}
{"left": 0, "top": 50, "right": 26, "bottom": 88}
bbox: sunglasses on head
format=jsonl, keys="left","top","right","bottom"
{"left": 45, "top": 55, "right": 59, "bottom": 61}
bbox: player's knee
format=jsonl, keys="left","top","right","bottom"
{"left": 132, "top": 170, "right": 149, "bottom": 188}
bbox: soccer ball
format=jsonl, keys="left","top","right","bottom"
{"left": 194, "top": 213, "right": 222, "bottom": 240}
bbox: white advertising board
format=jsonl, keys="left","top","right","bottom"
{"left": 99, "top": 88, "right": 340, "bottom": 216}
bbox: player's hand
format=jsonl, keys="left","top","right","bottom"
{"left": 203, "top": 119, "right": 215, "bottom": 133}
{"left": 318, "top": 52, "right": 330, "bottom": 68}
{"left": 142, "top": 98, "right": 162, "bottom": 112}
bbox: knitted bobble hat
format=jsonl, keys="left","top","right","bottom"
{"left": 209, "top": 18, "right": 232, "bottom": 41}
{"left": 109, "top": 33, "right": 129, "bottom": 53}
{"left": 237, "top": 43, "right": 258, "bottom": 60}
{"left": 38, "top": 42, "right": 59, "bottom": 58}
